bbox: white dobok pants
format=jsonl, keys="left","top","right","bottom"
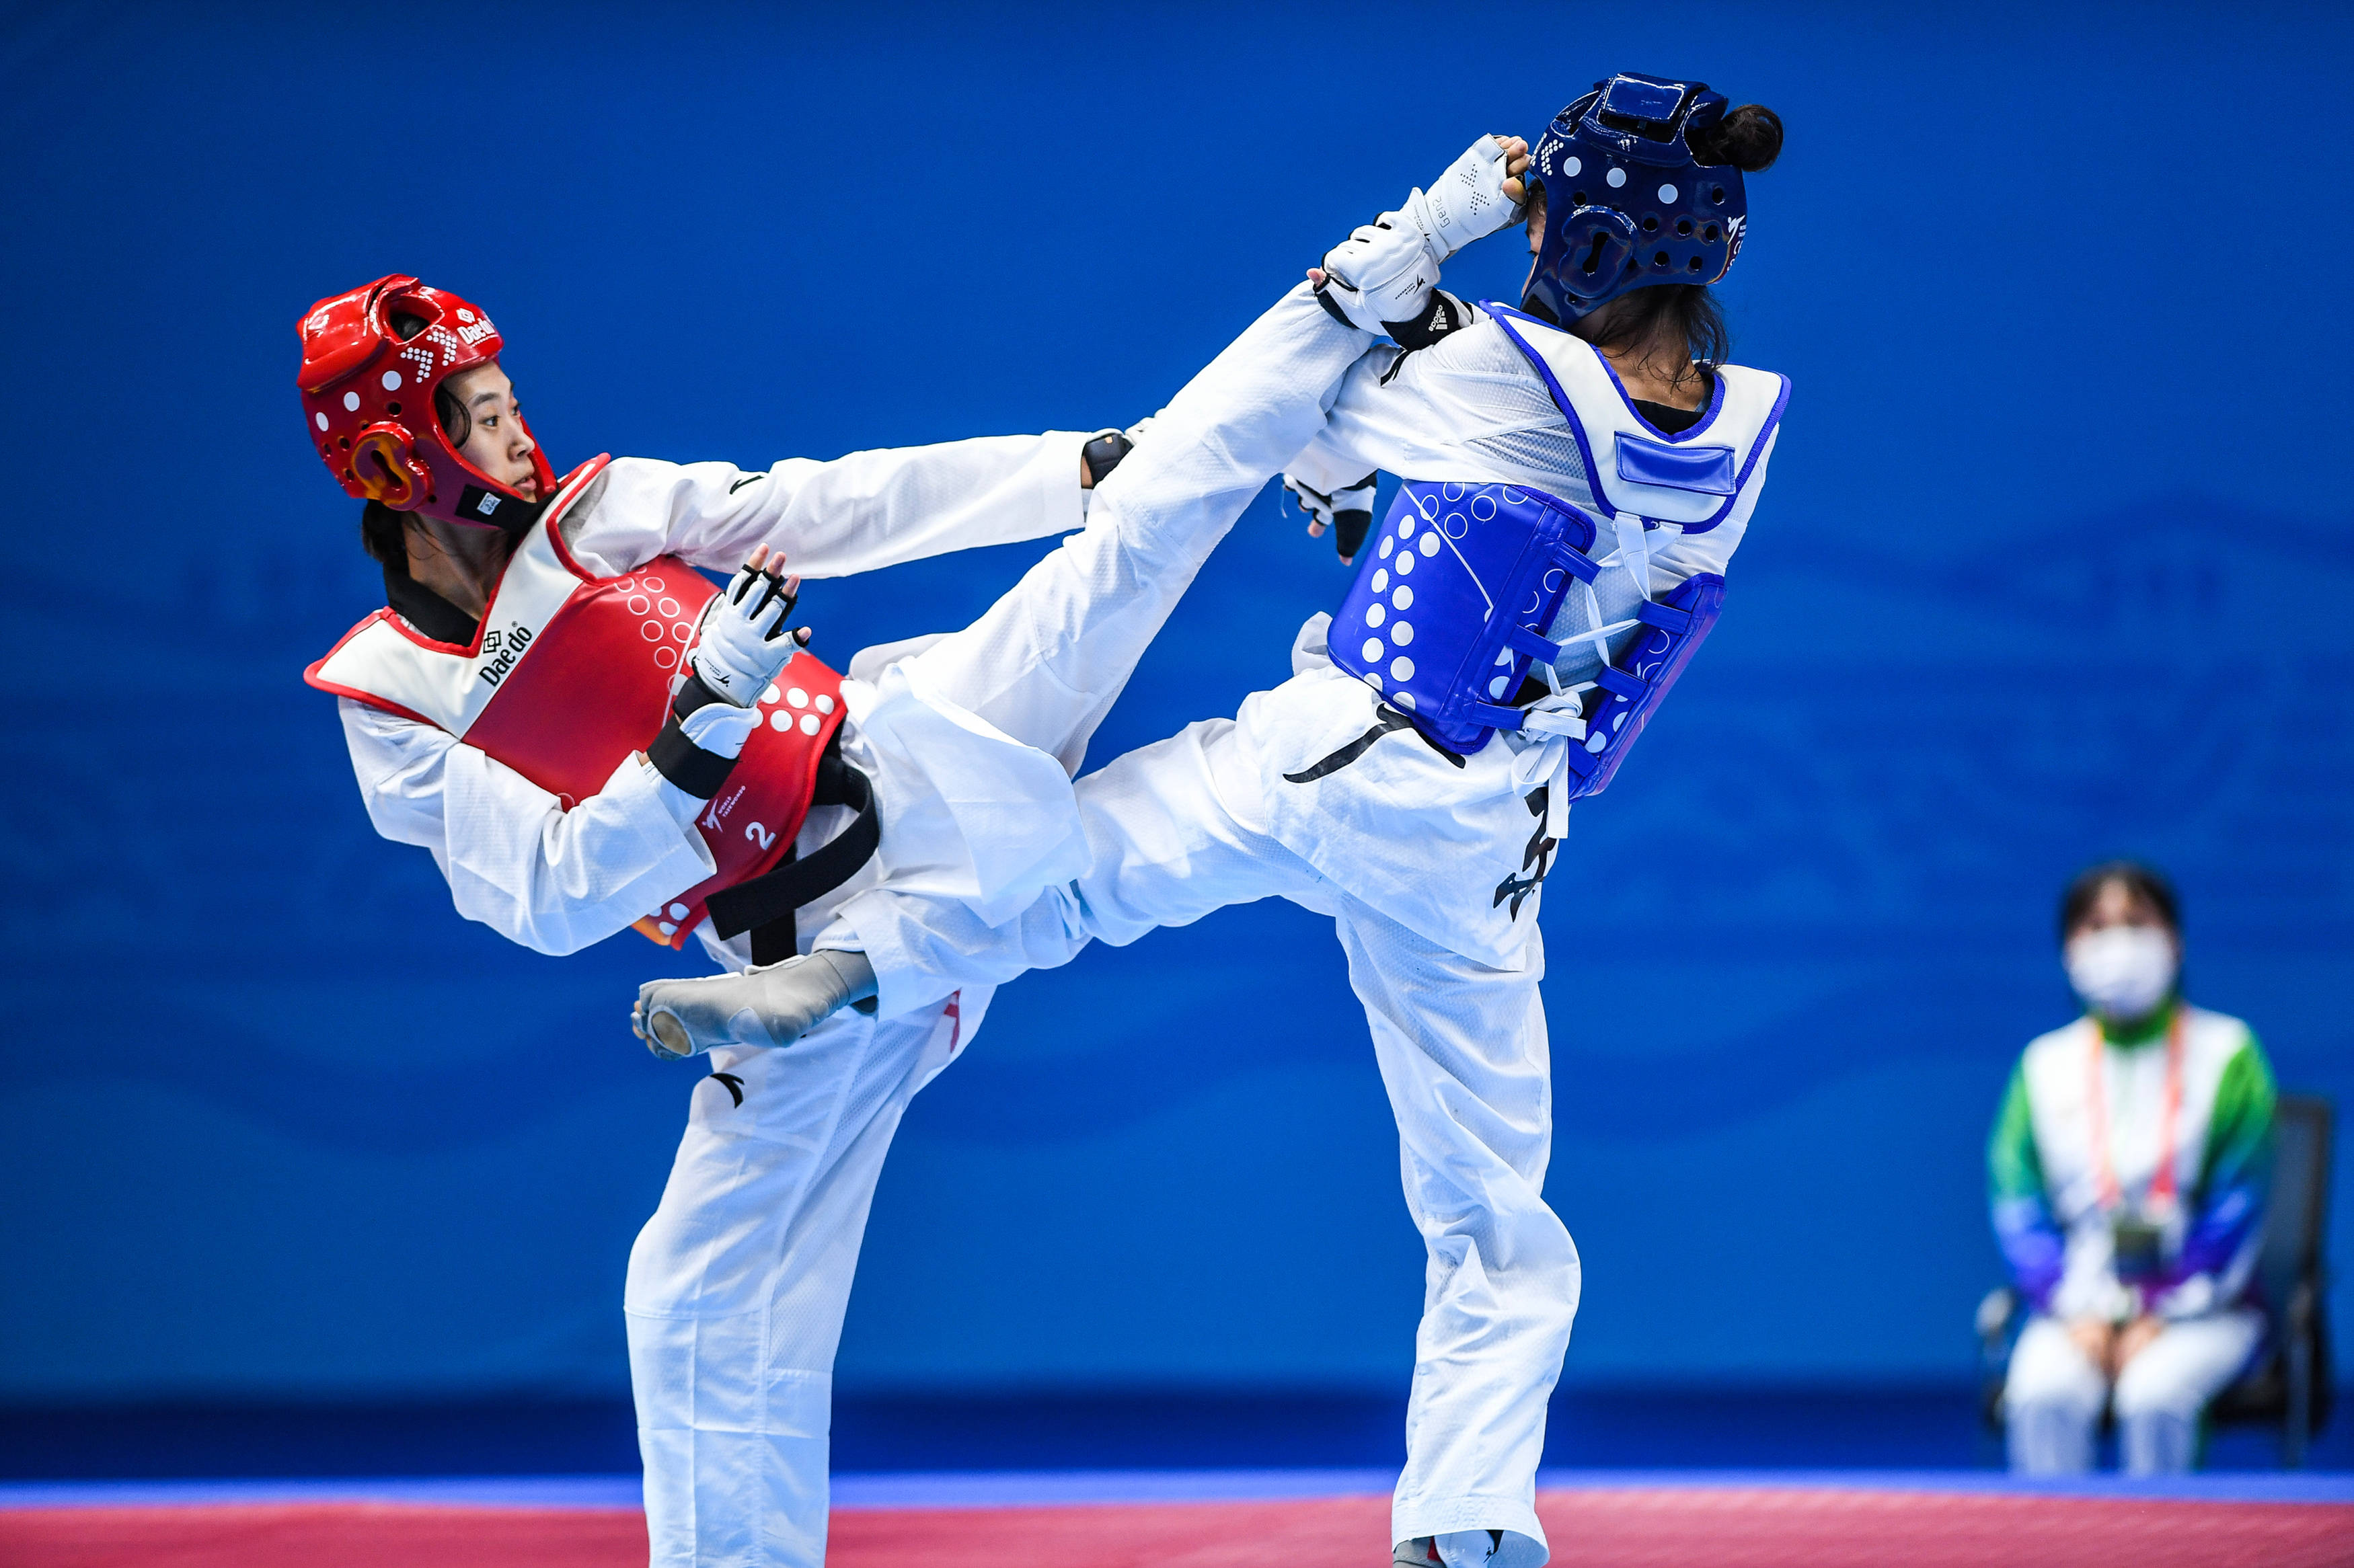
{"left": 843, "top": 711, "right": 1577, "bottom": 1563}
{"left": 2004, "top": 1308, "right": 2264, "bottom": 1475}
{"left": 625, "top": 287, "right": 1369, "bottom": 1567}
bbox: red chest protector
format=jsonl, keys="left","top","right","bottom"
{"left": 306, "top": 457, "right": 847, "bottom": 947}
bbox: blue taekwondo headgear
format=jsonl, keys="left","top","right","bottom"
{"left": 1525, "top": 73, "right": 1747, "bottom": 324}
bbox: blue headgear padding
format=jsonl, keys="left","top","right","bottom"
{"left": 1328, "top": 480, "right": 1726, "bottom": 791}
{"left": 1525, "top": 71, "right": 1747, "bottom": 323}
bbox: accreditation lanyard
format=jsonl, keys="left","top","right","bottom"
{"left": 2084, "top": 1009, "right": 2186, "bottom": 1214}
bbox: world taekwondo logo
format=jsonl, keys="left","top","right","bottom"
{"left": 478, "top": 623, "right": 535, "bottom": 687}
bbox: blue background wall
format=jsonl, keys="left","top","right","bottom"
{"left": 2, "top": 1, "right": 2349, "bottom": 1405}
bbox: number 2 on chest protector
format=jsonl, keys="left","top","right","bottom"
{"left": 745, "top": 822, "right": 777, "bottom": 851}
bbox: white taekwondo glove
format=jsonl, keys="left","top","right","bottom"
{"left": 1315, "top": 132, "right": 1520, "bottom": 342}
{"left": 1285, "top": 471, "right": 1379, "bottom": 561}
{"left": 1314, "top": 214, "right": 1440, "bottom": 337}
{"left": 688, "top": 558, "right": 800, "bottom": 706}
{"left": 1400, "top": 134, "right": 1525, "bottom": 272}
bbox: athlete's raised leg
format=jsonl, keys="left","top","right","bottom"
{"left": 631, "top": 134, "right": 1540, "bottom": 1056}
{"left": 897, "top": 284, "right": 1373, "bottom": 776}
{"left": 631, "top": 288, "right": 1384, "bottom": 1052}
{"left": 838, "top": 710, "right": 1332, "bottom": 1017}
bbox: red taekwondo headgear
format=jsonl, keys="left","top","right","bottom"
{"left": 297, "top": 275, "right": 559, "bottom": 531}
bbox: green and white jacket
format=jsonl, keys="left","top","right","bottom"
{"left": 1989, "top": 1001, "right": 2275, "bottom": 1322}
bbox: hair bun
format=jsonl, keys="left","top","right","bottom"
{"left": 1693, "top": 103, "right": 1782, "bottom": 173}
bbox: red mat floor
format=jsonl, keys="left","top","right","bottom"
{"left": 5, "top": 1489, "right": 2351, "bottom": 1567}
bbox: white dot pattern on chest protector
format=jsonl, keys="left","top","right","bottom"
{"left": 1418, "top": 531, "right": 1441, "bottom": 556}
{"left": 787, "top": 689, "right": 808, "bottom": 708}
{"left": 799, "top": 713, "right": 821, "bottom": 735}
{"left": 1378, "top": 536, "right": 1394, "bottom": 559}
{"left": 1391, "top": 621, "right": 1414, "bottom": 645}
{"left": 814, "top": 695, "right": 834, "bottom": 714}
{"left": 1371, "top": 568, "right": 1388, "bottom": 593}
{"left": 1390, "top": 656, "right": 1415, "bottom": 680}
{"left": 1393, "top": 586, "right": 1413, "bottom": 609}
{"left": 1366, "top": 603, "right": 1386, "bottom": 627}
{"left": 1361, "top": 637, "right": 1385, "bottom": 662}
{"left": 1395, "top": 551, "right": 1415, "bottom": 575}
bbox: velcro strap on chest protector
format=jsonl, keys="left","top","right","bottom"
{"left": 647, "top": 714, "right": 739, "bottom": 798}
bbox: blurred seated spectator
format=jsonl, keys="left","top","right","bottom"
{"left": 1989, "top": 861, "right": 2277, "bottom": 1475}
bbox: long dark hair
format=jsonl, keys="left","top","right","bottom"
{"left": 361, "top": 499, "right": 409, "bottom": 567}
{"left": 1535, "top": 102, "right": 1784, "bottom": 381}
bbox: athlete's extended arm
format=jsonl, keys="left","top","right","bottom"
{"left": 340, "top": 699, "right": 721, "bottom": 956}
{"left": 562, "top": 433, "right": 1094, "bottom": 580}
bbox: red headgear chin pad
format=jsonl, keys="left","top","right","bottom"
{"left": 296, "top": 274, "right": 555, "bottom": 529}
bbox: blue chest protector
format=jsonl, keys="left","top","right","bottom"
{"left": 1328, "top": 480, "right": 1725, "bottom": 797}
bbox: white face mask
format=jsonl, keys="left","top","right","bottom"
{"left": 2064, "top": 925, "right": 2178, "bottom": 1020}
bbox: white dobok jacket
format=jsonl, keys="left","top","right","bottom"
{"left": 333, "top": 435, "right": 1087, "bottom": 959}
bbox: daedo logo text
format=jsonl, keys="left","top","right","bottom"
{"left": 478, "top": 624, "right": 535, "bottom": 686}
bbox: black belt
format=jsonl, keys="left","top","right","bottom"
{"left": 705, "top": 736, "right": 881, "bottom": 966}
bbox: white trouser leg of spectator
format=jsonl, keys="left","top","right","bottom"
{"left": 2114, "top": 1308, "right": 2264, "bottom": 1475}
{"left": 896, "top": 286, "right": 1366, "bottom": 776}
{"left": 2004, "top": 1315, "right": 2109, "bottom": 1474}
{"left": 1336, "top": 902, "right": 1570, "bottom": 1566}
{"left": 625, "top": 1001, "right": 966, "bottom": 1567}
